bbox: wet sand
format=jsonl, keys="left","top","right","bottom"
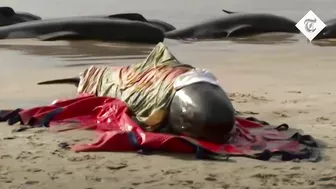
{"left": 0, "top": 38, "right": 336, "bottom": 189}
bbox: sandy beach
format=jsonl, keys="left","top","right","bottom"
{"left": 0, "top": 38, "right": 335, "bottom": 189}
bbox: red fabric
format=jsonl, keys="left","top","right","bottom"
{"left": 11, "top": 94, "right": 309, "bottom": 159}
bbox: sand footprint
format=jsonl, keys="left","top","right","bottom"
{"left": 85, "top": 175, "right": 102, "bottom": 182}
{"left": 229, "top": 92, "right": 270, "bottom": 104}
{"left": 316, "top": 117, "right": 330, "bottom": 122}
{"left": 162, "top": 169, "right": 182, "bottom": 175}
{"left": 286, "top": 90, "right": 302, "bottom": 94}
{"left": 252, "top": 173, "right": 279, "bottom": 186}
{"left": 204, "top": 174, "right": 217, "bottom": 181}
{"left": 318, "top": 175, "right": 336, "bottom": 182}
{"left": 67, "top": 154, "right": 104, "bottom": 162}
{"left": 272, "top": 110, "right": 290, "bottom": 118}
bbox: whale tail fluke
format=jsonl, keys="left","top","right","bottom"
{"left": 37, "top": 77, "right": 80, "bottom": 87}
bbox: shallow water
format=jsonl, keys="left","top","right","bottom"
{"left": 1, "top": 0, "right": 336, "bottom": 106}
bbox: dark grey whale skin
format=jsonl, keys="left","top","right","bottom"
{"left": 0, "top": 16, "right": 164, "bottom": 44}
{"left": 0, "top": 8, "right": 176, "bottom": 32}
{"left": 0, "top": 7, "right": 41, "bottom": 26}
{"left": 89, "top": 13, "right": 176, "bottom": 32}
{"left": 165, "top": 13, "right": 300, "bottom": 39}
{"left": 168, "top": 82, "right": 235, "bottom": 144}
{"left": 314, "top": 18, "right": 336, "bottom": 40}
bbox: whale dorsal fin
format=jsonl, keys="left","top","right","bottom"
{"left": 0, "top": 7, "right": 16, "bottom": 17}
{"left": 107, "top": 13, "right": 148, "bottom": 22}
{"left": 222, "top": 9, "right": 237, "bottom": 14}
{"left": 38, "top": 31, "right": 83, "bottom": 41}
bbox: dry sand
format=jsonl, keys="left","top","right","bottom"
{"left": 0, "top": 40, "right": 336, "bottom": 189}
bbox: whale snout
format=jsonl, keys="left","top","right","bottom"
{"left": 314, "top": 27, "right": 335, "bottom": 40}
{"left": 169, "top": 82, "right": 235, "bottom": 144}
{"left": 314, "top": 31, "right": 327, "bottom": 40}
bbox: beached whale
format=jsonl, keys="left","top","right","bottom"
{"left": 0, "top": 7, "right": 175, "bottom": 32}
{"left": 100, "top": 13, "right": 176, "bottom": 32}
{"left": 0, "top": 16, "right": 164, "bottom": 43}
{"left": 165, "top": 13, "right": 299, "bottom": 40}
{"left": 37, "top": 42, "right": 235, "bottom": 144}
{"left": 314, "top": 18, "right": 336, "bottom": 40}
{"left": 0, "top": 7, "right": 41, "bottom": 26}
{"left": 45, "top": 13, "right": 176, "bottom": 32}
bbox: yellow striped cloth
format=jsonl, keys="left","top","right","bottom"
{"left": 78, "top": 42, "right": 194, "bottom": 131}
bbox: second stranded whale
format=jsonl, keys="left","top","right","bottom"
{"left": 165, "top": 12, "right": 299, "bottom": 40}
{"left": 0, "top": 7, "right": 175, "bottom": 32}
{"left": 0, "top": 16, "right": 164, "bottom": 44}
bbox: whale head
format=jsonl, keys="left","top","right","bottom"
{"left": 169, "top": 82, "right": 235, "bottom": 144}
{"left": 314, "top": 19, "right": 336, "bottom": 40}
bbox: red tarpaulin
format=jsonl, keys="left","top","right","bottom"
{"left": 0, "top": 94, "right": 320, "bottom": 162}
